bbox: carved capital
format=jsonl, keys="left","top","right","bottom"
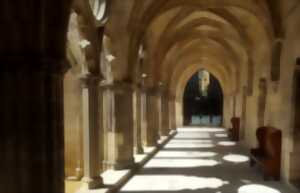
{"left": 100, "top": 81, "right": 136, "bottom": 94}
{"left": 79, "top": 74, "right": 101, "bottom": 88}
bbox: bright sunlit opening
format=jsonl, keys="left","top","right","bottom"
{"left": 238, "top": 184, "right": 281, "bottom": 193}
{"left": 223, "top": 154, "right": 249, "bottom": 163}
{"left": 121, "top": 175, "right": 229, "bottom": 191}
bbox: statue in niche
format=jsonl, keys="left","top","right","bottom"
{"left": 198, "top": 70, "right": 210, "bottom": 97}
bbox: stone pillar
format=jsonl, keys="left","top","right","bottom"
{"left": 140, "top": 89, "right": 148, "bottom": 147}
{"left": 134, "top": 88, "right": 144, "bottom": 154}
{"left": 157, "top": 93, "right": 163, "bottom": 138}
{"left": 223, "top": 94, "right": 234, "bottom": 128}
{"left": 103, "top": 83, "right": 135, "bottom": 170}
{"left": 98, "top": 85, "right": 105, "bottom": 173}
{"left": 64, "top": 71, "right": 84, "bottom": 180}
{"left": 0, "top": 58, "right": 68, "bottom": 193}
{"left": 145, "top": 88, "right": 160, "bottom": 146}
{"left": 101, "top": 87, "right": 113, "bottom": 171}
{"left": 161, "top": 95, "right": 170, "bottom": 136}
{"left": 169, "top": 97, "right": 177, "bottom": 131}
{"left": 80, "top": 75, "right": 103, "bottom": 189}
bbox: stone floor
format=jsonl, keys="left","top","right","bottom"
{"left": 119, "top": 127, "right": 298, "bottom": 193}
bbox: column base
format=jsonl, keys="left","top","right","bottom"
{"left": 134, "top": 146, "right": 144, "bottom": 154}
{"left": 145, "top": 140, "right": 158, "bottom": 147}
{"left": 65, "top": 167, "right": 84, "bottom": 181}
{"left": 160, "top": 130, "right": 170, "bottom": 137}
{"left": 104, "top": 159, "right": 136, "bottom": 170}
{"left": 81, "top": 176, "right": 103, "bottom": 189}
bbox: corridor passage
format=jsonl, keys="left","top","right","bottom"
{"left": 119, "top": 128, "right": 297, "bottom": 193}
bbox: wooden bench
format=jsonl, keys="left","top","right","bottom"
{"left": 229, "top": 117, "right": 240, "bottom": 141}
{"left": 250, "top": 126, "right": 282, "bottom": 180}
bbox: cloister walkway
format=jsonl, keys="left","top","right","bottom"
{"left": 119, "top": 127, "right": 298, "bottom": 193}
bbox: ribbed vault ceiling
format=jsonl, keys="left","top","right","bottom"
{"left": 105, "top": 0, "right": 285, "bottom": 97}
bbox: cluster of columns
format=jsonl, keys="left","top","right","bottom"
{"left": 77, "top": 81, "right": 177, "bottom": 189}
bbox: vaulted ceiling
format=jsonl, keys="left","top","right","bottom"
{"left": 104, "top": 0, "right": 297, "bottom": 97}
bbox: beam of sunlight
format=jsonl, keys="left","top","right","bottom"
{"left": 223, "top": 154, "right": 249, "bottom": 163}
{"left": 155, "top": 151, "right": 218, "bottom": 158}
{"left": 144, "top": 158, "right": 219, "bottom": 168}
{"left": 121, "top": 175, "right": 229, "bottom": 191}
{"left": 238, "top": 184, "right": 281, "bottom": 193}
{"left": 218, "top": 141, "right": 237, "bottom": 146}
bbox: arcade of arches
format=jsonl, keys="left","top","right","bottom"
{"left": 1, "top": 0, "right": 300, "bottom": 193}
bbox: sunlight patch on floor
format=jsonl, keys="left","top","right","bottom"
{"left": 218, "top": 141, "right": 237, "bottom": 146}
{"left": 170, "top": 139, "right": 213, "bottom": 143}
{"left": 116, "top": 127, "right": 297, "bottom": 193}
{"left": 177, "top": 127, "right": 226, "bottom": 132}
{"left": 145, "top": 158, "right": 219, "bottom": 168}
{"left": 155, "top": 151, "right": 218, "bottom": 158}
{"left": 238, "top": 184, "right": 281, "bottom": 193}
{"left": 223, "top": 154, "right": 250, "bottom": 163}
{"left": 215, "top": 133, "right": 229, "bottom": 138}
{"left": 121, "top": 175, "right": 229, "bottom": 191}
{"left": 175, "top": 133, "right": 211, "bottom": 139}
{"left": 165, "top": 143, "right": 215, "bottom": 148}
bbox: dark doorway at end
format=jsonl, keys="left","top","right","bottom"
{"left": 183, "top": 70, "right": 223, "bottom": 126}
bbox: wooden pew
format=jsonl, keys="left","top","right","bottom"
{"left": 250, "top": 126, "right": 282, "bottom": 180}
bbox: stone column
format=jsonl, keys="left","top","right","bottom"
{"left": 169, "top": 97, "right": 177, "bottom": 131}
{"left": 103, "top": 83, "right": 135, "bottom": 170}
{"left": 134, "top": 88, "right": 144, "bottom": 154}
{"left": 140, "top": 89, "right": 148, "bottom": 147}
{"left": 101, "top": 86, "right": 113, "bottom": 171}
{"left": 0, "top": 57, "right": 68, "bottom": 193}
{"left": 80, "top": 74, "right": 103, "bottom": 189}
{"left": 145, "top": 88, "right": 160, "bottom": 146}
{"left": 223, "top": 94, "right": 234, "bottom": 128}
{"left": 161, "top": 95, "right": 170, "bottom": 136}
{"left": 98, "top": 85, "right": 106, "bottom": 173}
{"left": 157, "top": 93, "right": 163, "bottom": 138}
